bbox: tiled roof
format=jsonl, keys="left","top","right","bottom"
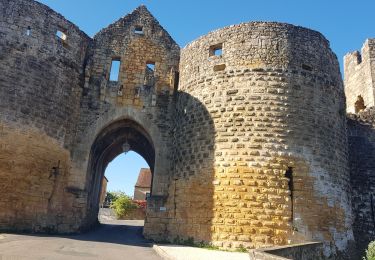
{"left": 135, "top": 168, "right": 152, "bottom": 188}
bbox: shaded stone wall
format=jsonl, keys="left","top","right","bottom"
{"left": 0, "top": 0, "right": 90, "bottom": 232}
{"left": 344, "top": 39, "right": 375, "bottom": 113}
{"left": 99, "top": 177, "right": 108, "bottom": 206}
{"left": 347, "top": 109, "right": 375, "bottom": 257}
{"left": 174, "top": 22, "right": 353, "bottom": 258}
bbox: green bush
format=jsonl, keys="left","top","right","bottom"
{"left": 106, "top": 191, "right": 122, "bottom": 203}
{"left": 110, "top": 193, "right": 138, "bottom": 218}
{"left": 364, "top": 241, "right": 375, "bottom": 260}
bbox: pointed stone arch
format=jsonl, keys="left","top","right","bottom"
{"left": 84, "top": 118, "right": 156, "bottom": 226}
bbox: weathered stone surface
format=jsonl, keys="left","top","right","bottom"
{"left": 344, "top": 39, "right": 375, "bottom": 259}
{"left": 344, "top": 39, "right": 375, "bottom": 113}
{"left": 347, "top": 109, "right": 375, "bottom": 257}
{"left": 0, "top": 0, "right": 368, "bottom": 259}
{"left": 172, "top": 23, "right": 353, "bottom": 259}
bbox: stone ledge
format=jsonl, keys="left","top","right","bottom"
{"left": 249, "top": 242, "right": 324, "bottom": 260}
{"left": 153, "top": 244, "right": 249, "bottom": 260}
{"left": 153, "top": 245, "right": 175, "bottom": 260}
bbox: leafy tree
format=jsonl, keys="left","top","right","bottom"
{"left": 110, "top": 193, "right": 138, "bottom": 218}
{"left": 106, "top": 191, "right": 122, "bottom": 204}
{"left": 364, "top": 241, "right": 375, "bottom": 260}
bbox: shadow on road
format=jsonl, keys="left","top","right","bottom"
{"left": 2, "top": 220, "right": 153, "bottom": 248}
{"left": 68, "top": 220, "right": 153, "bottom": 247}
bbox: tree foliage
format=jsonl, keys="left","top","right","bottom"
{"left": 364, "top": 241, "right": 375, "bottom": 260}
{"left": 106, "top": 191, "right": 122, "bottom": 204}
{"left": 109, "top": 192, "right": 138, "bottom": 218}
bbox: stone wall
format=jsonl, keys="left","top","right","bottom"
{"left": 347, "top": 108, "right": 375, "bottom": 257}
{"left": 99, "top": 177, "right": 108, "bottom": 206}
{"left": 171, "top": 22, "right": 354, "bottom": 258}
{"left": 70, "top": 6, "right": 180, "bottom": 232}
{"left": 134, "top": 187, "right": 150, "bottom": 200}
{"left": 0, "top": 0, "right": 90, "bottom": 233}
{"left": 0, "top": 1, "right": 180, "bottom": 234}
{"left": 344, "top": 39, "right": 375, "bottom": 113}
{"left": 0, "top": 0, "right": 90, "bottom": 146}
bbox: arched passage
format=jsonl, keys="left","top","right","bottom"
{"left": 85, "top": 119, "right": 155, "bottom": 225}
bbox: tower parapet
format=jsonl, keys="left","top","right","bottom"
{"left": 344, "top": 39, "right": 375, "bottom": 113}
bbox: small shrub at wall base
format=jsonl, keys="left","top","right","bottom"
{"left": 109, "top": 193, "right": 138, "bottom": 218}
{"left": 364, "top": 241, "right": 375, "bottom": 260}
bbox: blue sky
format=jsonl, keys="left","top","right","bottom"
{"left": 105, "top": 152, "right": 148, "bottom": 195}
{"left": 35, "top": 0, "right": 374, "bottom": 194}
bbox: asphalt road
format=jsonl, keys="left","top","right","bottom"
{"left": 0, "top": 219, "right": 161, "bottom": 260}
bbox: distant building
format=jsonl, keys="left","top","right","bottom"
{"left": 99, "top": 176, "right": 108, "bottom": 207}
{"left": 133, "top": 168, "right": 152, "bottom": 200}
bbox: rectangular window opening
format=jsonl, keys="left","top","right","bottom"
{"left": 109, "top": 59, "right": 121, "bottom": 82}
{"left": 134, "top": 26, "right": 144, "bottom": 35}
{"left": 146, "top": 62, "right": 155, "bottom": 72}
{"left": 144, "top": 62, "right": 155, "bottom": 87}
{"left": 302, "top": 64, "right": 312, "bottom": 71}
{"left": 213, "top": 64, "right": 226, "bottom": 71}
{"left": 56, "top": 30, "right": 67, "bottom": 41}
{"left": 210, "top": 43, "right": 223, "bottom": 57}
{"left": 26, "top": 26, "right": 31, "bottom": 36}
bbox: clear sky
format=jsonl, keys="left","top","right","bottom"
{"left": 35, "top": 0, "right": 375, "bottom": 193}
{"left": 104, "top": 152, "right": 148, "bottom": 196}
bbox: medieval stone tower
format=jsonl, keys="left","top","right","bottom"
{"left": 166, "top": 22, "right": 353, "bottom": 258}
{"left": 1, "top": 0, "right": 374, "bottom": 259}
{"left": 344, "top": 39, "right": 375, "bottom": 113}
{"left": 344, "top": 38, "right": 375, "bottom": 257}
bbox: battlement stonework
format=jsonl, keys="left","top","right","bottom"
{"left": 344, "top": 39, "right": 375, "bottom": 113}
{"left": 0, "top": 0, "right": 372, "bottom": 259}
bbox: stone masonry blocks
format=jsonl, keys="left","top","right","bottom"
{"left": 0, "top": 1, "right": 365, "bottom": 259}
{"left": 176, "top": 22, "right": 353, "bottom": 258}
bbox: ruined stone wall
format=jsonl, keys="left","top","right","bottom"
{"left": 344, "top": 39, "right": 375, "bottom": 113}
{"left": 347, "top": 109, "right": 375, "bottom": 257}
{"left": 170, "top": 22, "right": 353, "bottom": 258}
{"left": 0, "top": 0, "right": 90, "bottom": 232}
{"left": 69, "top": 6, "right": 180, "bottom": 230}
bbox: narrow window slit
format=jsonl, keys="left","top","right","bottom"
{"left": 285, "top": 167, "right": 294, "bottom": 223}
{"left": 26, "top": 26, "right": 31, "bottom": 36}
{"left": 302, "top": 64, "right": 312, "bottom": 71}
{"left": 109, "top": 59, "right": 121, "bottom": 82}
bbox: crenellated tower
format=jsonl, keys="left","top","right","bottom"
{"left": 344, "top": 39, "right": 375, "bottom": 113}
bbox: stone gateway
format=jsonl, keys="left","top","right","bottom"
{"left": 0, "top": 0, "right": 374, "bottom": 259}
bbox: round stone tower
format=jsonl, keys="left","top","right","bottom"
{"left": 171, "top": 22, "right": 353, "bottom": 257}
{"left": 0, "top": 0, "right": 90, "bottom": 232}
